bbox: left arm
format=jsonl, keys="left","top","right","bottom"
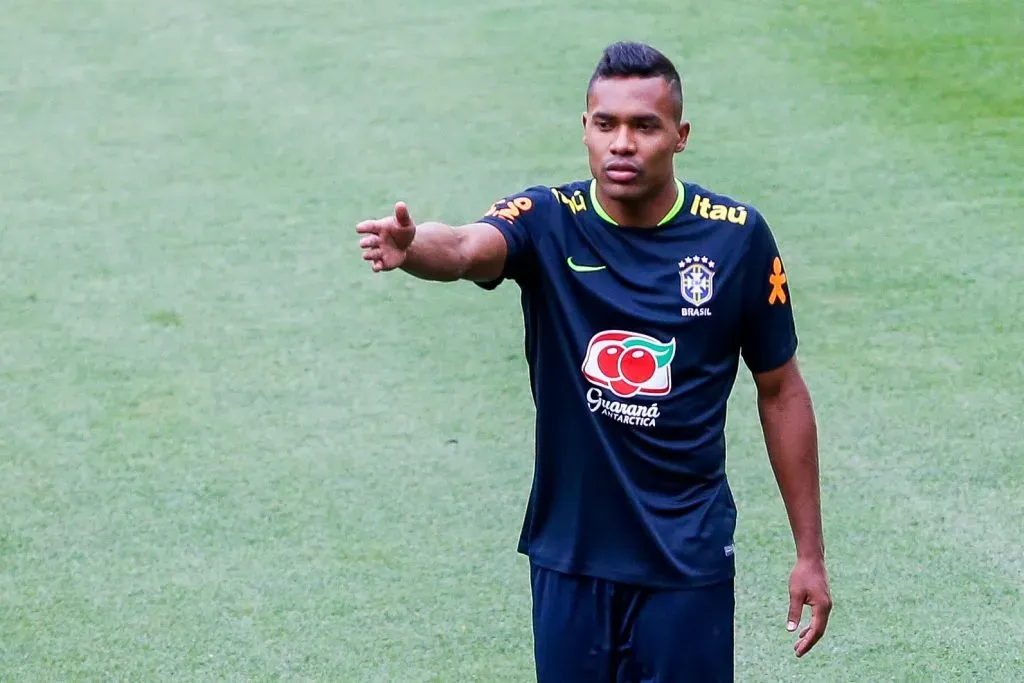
{"left": 753, "top": 357, "right": 832, "bottom": 657}
{"left": 753, "top": 357, "right": 824, "bottom": 564}
{"left": 739, "top": 209, "right": 832, "bottom": 658}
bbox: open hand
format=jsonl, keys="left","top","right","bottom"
{"left": 356, "top": 202, "right": 417, "bottom": 272}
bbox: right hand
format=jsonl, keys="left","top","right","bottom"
{"left": 356, "top": 202, "right": 417, "bottom": 272}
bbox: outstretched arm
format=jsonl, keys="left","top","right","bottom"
{"left": 752, "top": 357, "right": 832, "bottom": 657}
{"left": 356, "top": 202, "right": 509, "bottom": 282}
{"left": 401, "top": 221, "right": 508, "bottom": 282}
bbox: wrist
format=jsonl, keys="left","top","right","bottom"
{"left": 796, "top": 546, "right": 826, "bottom": 565}
{"left": 397, "top": 227, "right": 418, "bottom": 271}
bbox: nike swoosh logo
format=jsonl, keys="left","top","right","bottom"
{"left": 566, "top": 257, "right": 606, "bottom": 273}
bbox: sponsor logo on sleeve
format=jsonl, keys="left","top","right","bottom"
{"left": 768, "top": 256, "right": 788, "bottom": 305}
{"left": 484, "top": 196, "right": 535, "bottom": 223}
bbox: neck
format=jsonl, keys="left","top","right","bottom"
{"left": 594, "top": 178, "right": 682, "bottom": 227}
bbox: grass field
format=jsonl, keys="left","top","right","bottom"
{"left": 1, "top": 0, "right": 1022, "bottom": 680}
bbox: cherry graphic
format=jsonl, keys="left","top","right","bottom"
{"left": 610, "top": 379, "right": 640, "bottom": 397}
{"left": 597, "top": 344, "right": 625, "bottom": 379}
{"left": 619, "top": 348, "right": 657, "bottom": 385}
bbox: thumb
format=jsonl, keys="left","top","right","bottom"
{"left": 787, "top": 589, "right": 805, "bottom": 632}
{"left": 394, "top": 201, "right": 413, "bottom": 228}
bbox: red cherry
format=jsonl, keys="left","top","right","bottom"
{"left": 619, "top": 348, "right": 657, "bottom": 385}
{"left": 597, "top": 344, "right": 624, "bottom": 379}
{"left": 609, "top": 379, "right": 640, "bottom": 397}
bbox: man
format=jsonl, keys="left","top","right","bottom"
{"left": 356, "top": 41, "right": 831, "bottom": 682}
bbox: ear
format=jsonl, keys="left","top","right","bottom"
{"left": 581, "top": 112, "right": 588, "bottom": 143}
{"left": 675, "top": 120, "right": 691, "bottom": 153}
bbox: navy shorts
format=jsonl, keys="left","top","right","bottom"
{"left": 530, "top": 563, "right": 734, "bottom": 683}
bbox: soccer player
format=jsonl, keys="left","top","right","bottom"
{"left": 355, "top": 41, "right": 831, "bottom": 682}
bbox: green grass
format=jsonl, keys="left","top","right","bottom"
{"left": 1, "top": 0, "right": 1022, "bottom": 680}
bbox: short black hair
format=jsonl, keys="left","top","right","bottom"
{"left": 587, "top": 41, "right": 684, "bottom": 121}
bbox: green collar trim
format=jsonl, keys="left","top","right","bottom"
{"left": 589, "top": 177, "right": 686, "bottom": 227}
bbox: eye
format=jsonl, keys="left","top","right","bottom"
{"left": 596, "top": 121, "right": 613, "bottom": 131}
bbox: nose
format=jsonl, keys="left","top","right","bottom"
{"left": 610, "top": 125, "right": 636, "bottom": 155}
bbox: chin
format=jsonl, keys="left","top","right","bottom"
{"left": 602, "top": 180, "right": 650, "bottom": 202}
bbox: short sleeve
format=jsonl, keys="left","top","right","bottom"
{"left": 474, "top": 185, "right": 552, "bottom": 289}
{"left": 740, "top": 211, "right": 799, "bottom": 373}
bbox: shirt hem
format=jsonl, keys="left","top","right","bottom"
{"left": 520, "top": 549, "right": 736, "bottom": 590}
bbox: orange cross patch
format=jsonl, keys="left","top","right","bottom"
{"left": 768, "top": 256, "right": 788, "bottom": 305}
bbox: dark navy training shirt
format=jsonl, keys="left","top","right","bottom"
{"left": 476, "top": 178, "right": 798, "bottom": 589}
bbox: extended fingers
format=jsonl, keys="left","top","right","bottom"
{"left": 358, "top": 230, "right": 384, "bottom": 271}
{"left": 356, "top": 218, "right": 389, "bottom": 234}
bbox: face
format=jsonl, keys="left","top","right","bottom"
{"left": 583, "top": 76, "right": 690, "bottom": 202}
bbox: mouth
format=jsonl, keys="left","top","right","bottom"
{"left": 604, "top": 161, "right": 640, "bottom": 183}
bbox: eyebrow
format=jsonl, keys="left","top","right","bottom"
{"left": 592, "top": 112, "right": 662, "bottom": 125}
{"left": 593, "top": 112, "right": 663, "bottom": 127}
{"left": 632, "top": 114, "right": 661, "bottom": 125}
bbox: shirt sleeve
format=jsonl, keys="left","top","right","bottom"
{"left": 740, "top": 210, "right": 799, "bottom": 373}
{"left": 473, "top": 185, "right": 551, "bottom": 289}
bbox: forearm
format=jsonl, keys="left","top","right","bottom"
{"left": 400, "top": 222, "right": 470, "bottom": 281}
{"left": 758, "top": 381, "right": 825, "bottom": 562}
